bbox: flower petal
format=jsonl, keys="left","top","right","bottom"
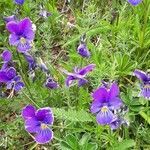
{"left": 45, "top": 77, "right": 58, "bottom": 89}
{"left": 36, "top": 107, "right": 54, "bottom": 125}
{"left": 109, "top": 97, "right": 123, "bottom": 109}
{"left": 108, "top": 83, "right": 120, "bottom": 99}
{"left": 92, "top": 87, "right": 108, "bottom": 103}
{"left": 78, "top": 78, "right": 88, "bottom": 87}
{"left": 90, "top": 101, "right": 103, "bottom": 113}
{"left": 25, "top": 118, "right": 40, "bottom": 133}
{"left": 79, "top": 64, "right": 96, "bottom": 76}
{"left": 1, "top": 50, "right": 12, "bottom": 62}
{"left": 0, "top": 71, "right": 9, "bottom": 82}
{"left": 6, "top": 67, "right": 16, "bottom": 80}
{"left": 109, "top": 117, "right": 121, "bottom": 130}
{"left": 35, "top": 128, "right": 53, "bottom": 144}
{"left": 17, "top": 41, "right": 31, "bottom": 53}
{"left": 128, "top": 0, "right": 142, "bottom": 6}
{"left": 65, "top": 76, "right": 76, "bottom": 87}
{"left": 22, "top": 105, "right": 36, "bottom": 120}
{"left": 77, "top": 43, "right": 90, "bottom": 58}
{"left": 3, "top": 15, "right": 17, "bottom": 23}
{"left": 9, "top": 34, "right": 20, "bottom": 46}
{"left": 134, "top": 70, "right": 148, "bottom": 82}
{"left": 96, "top": 109, "right": 114, "bottom": 125}
{"left": 142, "top": 86, "right": 150, "bottom": 100}
{"left": 6, "top": 21, "right": 19, "bottom": 34}
{"left": 23, "top": 29, "right": 35, "bottom": 40}
{"left": 19, "top": 18, "right": 32, "bottom": 33}
{"left": 14, "top": 0, "right": 25, "bottom": 5}
{"left": 14, "top": 81, "right": 24, "bottom": 91}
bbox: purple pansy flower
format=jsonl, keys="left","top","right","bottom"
{"left": 6, "top": 18, "right": 35, "bottom": 53}
{"left": 22, "top": 105, "right": 54, "bottom": 144}
{"left": 0, "top": 67, "right": 16, "bottom": 83}
{"left": 14, "top": 0, "right": 25, "bottom": 5}
{"left": 128, "top": 0, "right": 142, "bottom": 6}
{"left": 134, "top": 70, "right": 150, "bottom": 100}
{"left": 0, "top": 67, "right": 24, "bottom": 92}
{"left": 6, "top": 75, "right": 24, "bottom": 92}
{"left": 91, "top": 83, "right": 123, "bottom": 125}
{"left": 62, "top": 64, "right": 95, "bottom": 87}
{"left": 77, "top": 43, "right": 90, "bottom": 58}
{"left": 45, "top": 76, "right": 59, "bottom": 89}
{"left": 3, "top": 15, "right": 17, "bottom": 23}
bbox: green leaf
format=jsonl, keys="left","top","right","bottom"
{"left": 52, "top": 108, "right": 93, "bottom": 122}
{"left": 79, "top": 133, "right": 91, "bottom": 146}
{"left": 139, "top": 111, "right": 150, "bottom": 125}
{"left": 112, "top": 139, "right": 135, "bottom": 150}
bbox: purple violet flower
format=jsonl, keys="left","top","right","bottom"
{"left": 3, "top": 15, "right": 17, "bottom": 23}
{"left": 77, "top": 43, "right": 90, "bottom": 58}
{"left": 6, "top": 18, "right": 35, "bottom": 53}
{"left": 14, "top": 0, "right": 25, "bottom": 5}
{"left": 134, "top": 69, "right": 150, "bottom": 100}
{"left": 0, "top": 67, "right": 16, "bottom": 83}
{"left": 22, "top": 105, "right": 54, "bottom": 144}
{"left": 62, "top": 64, "right": 95, "bottom": 87}
{"left": 6, "top": 75, "right": 24, "bottom": 92}
{"left": 45, "top": 76, "right": 59, "bottom": 89}
{"left": 0, "top": 67, "right": 24, "bottom": 92}
{"left": 91, "top": 83, "right": 123, "bottom": 125}
{"left": 128, "top": 0, "right": 142, "bottom": 6}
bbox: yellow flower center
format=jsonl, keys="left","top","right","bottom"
{"left": 41, "top": 123, "right": 48, "bottom": 130}
{"left": 101, "top": 106, "right": 108, "bottom": 112}
{"left": 144, "top": 84, "right": 150, "bottom": 89}
{"left": 20, "top": 37, "right": 26, "bottom": 44}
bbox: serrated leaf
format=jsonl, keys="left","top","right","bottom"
{"left": 52, "top": 108, "right": 93, "bottom": 122}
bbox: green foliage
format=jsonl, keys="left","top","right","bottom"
{"left": 52, "top": 108, "right": 93, "bottom": 122}
{"left": 111, "top": 139, "right": 135, "bottom": 150}
{"left": 60, "top": 133, "right": 98, "bottom": 150}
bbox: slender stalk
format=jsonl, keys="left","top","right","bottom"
{"left": 22, "top": 91, "right": 40, "bottom": 108}
{"left": 29, "top": 143, "right": 38, "bottom": 150}
{"left": 17, "top": 52, "right": 39, "bottom": 107}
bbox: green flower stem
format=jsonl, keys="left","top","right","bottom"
{"left": 29, "top": 143, "right": 38, "bottom": 150}
{"left": 17, "top": 52, "right": 39, "bottom": 108}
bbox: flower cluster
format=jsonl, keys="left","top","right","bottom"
{"left": 0, "top": 50, "right": 24, "bottom": 98}
{"left": 3, "top": 0, "right": 148, "bottom": 146}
